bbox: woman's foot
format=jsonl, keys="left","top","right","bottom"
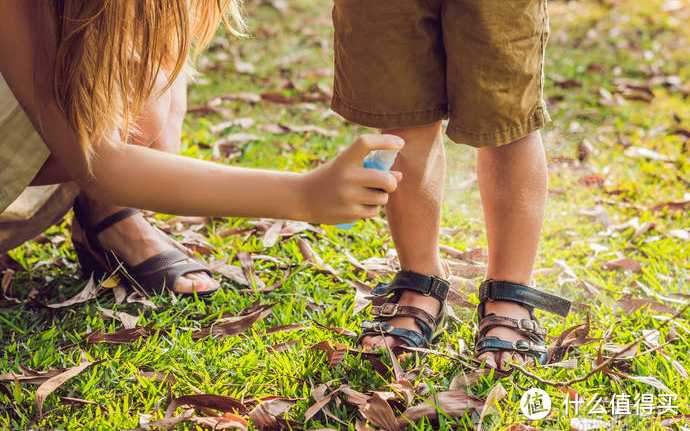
{"left": 71, "top": 196, "right": 218, "bottom": 294}
{"left": 475, "top": 300, "right": 531, "bottom": 370}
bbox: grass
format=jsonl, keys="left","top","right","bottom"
{"left": 1, "top": 0, "right": 689, "bottom": 429}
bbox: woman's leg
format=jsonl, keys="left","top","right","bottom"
{"left": 475, "top": 131, "right": 548, "bottom": 369}
{"left": 71, "top": 75, "right": 218, "bottom": 293}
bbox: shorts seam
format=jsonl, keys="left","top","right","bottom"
{"left": 446, "top": 107, "right": 544, "bottom": 137}
{"left": 332, "top": 94, "right": 447, "bottom": 117}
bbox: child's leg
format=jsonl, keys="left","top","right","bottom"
{"left": 476, "top": 130, "right": 547, "bottom": 369}
{"left": 359, "top": 121, "right": 447, "bottom": 350}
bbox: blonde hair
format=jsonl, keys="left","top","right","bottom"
{"left": 44, "top": 1, "right": 244, "bottom": 167}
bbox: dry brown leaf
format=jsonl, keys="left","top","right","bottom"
{"left": 267, "top": 339, "right": 301, "bottom": 353}
{"left": 360, "top": 393, "right": 400, "bottom": 431}
{"left": 262, "top": 220, "right": 285, "bottom": 248}
{"left": 35, "top": 353, "right": 102, "bottom": 417}
{"left": 396, "top": 390, "right": 484, "bottom": 428}
{"left": 650, "top": 200, "right": 690, "bottom": 213}
{"left": 46, "top": 274, "right": 99, "bottom": 308}
{"left": 192, "top": 415, "right": 248, "bottom": 430}
{"left": 310, "top": 341, "right": 348, "bottom": 367}
{"left": 138, "top": 371, "right": 177, "bottom": 386}
{"left": 312, "top": 320, "right": 357, "bottom": 337}
{"left": 477, "top": 383, "right": 507, "bottom": 431}
{"left": 207, "top": 259, "right": 248, "bottom": 285}
{"left": 264, "top": 324, "right": 308, "bottom": 335}
{"left": 248, "top": 397, "right": 296, "bottom": 430}
{"left": 221, "top": 92, "right": 262, "bottom": 103}
{"left": 136, "top": 409, "right": 195, "bottom": 431}
{"left": 303, "top": 384, "right": 345, "bottom": 423}
{"left": 165, "top": 394, "right": 249, "bottom": 417}
{"left": 192, "top": 304, "right": 274, "bottom": 340}
{"left": 97, "top": 306, "right": 139, "bottom": 329}
{"left": 615, "top": 297, "right": 677, "bottom": 315}
{"left": 445, "top": 259, "right": 487, "bottom": 278}
{"left": 237, "top": 252, "right": 266, "bottom": 289}
{"left": 601, "top": 256, "right": 642, "bottom": 272}
{"left": 86, "top": 324, "right": 155, "bottom": 345}
{"left": 0, "top": 365, "right": 68, "bottom": 385}
{"left": 126, "top": 292, "right": 157, "bottom": 309}
{"left": 448, "top": 369, "right": 490, "bottom": 390}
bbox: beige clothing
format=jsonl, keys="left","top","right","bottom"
{"left": 0, "top": 70, "right": 56, "bottom": 221}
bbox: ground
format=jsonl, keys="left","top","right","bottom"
{"left": 1, "top": 0, "right": 689, "bottom": 429}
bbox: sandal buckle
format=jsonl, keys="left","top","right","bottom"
{"left": 515, "top": 340, "right": 531, "bottom": 352}
{"left": 517, "top": 318, "right": 534, "bottom": 332}
{"left": 379, "top": 303, "right": 399, "bottom": 317}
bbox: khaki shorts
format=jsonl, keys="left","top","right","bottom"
{"left": 331, "top": 0, "right": 551, "bottom": 147}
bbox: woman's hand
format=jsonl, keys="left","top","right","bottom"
{"left": 299, "top": 134, "right": 404, "bottom": 224}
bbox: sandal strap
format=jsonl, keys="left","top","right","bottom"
{"left": 475, "top": 336, "right": 548, "bottom": 364}
{"left": 478, "top": 314, "right": 547, "bottom": 338}
{"left": 371, "top": 270, "right": 450, "bottom": 303}
{"left": 359, "top": 321, "right": 430, "bottom": 348}
{"left": 129, "top": 250, "right": 211, "bottom": 294}
{"left": 92, "top": 208, "right": 141, "bottom": 236}
{"left": 370, "top": 304, "right": 436, "bottom": 331}
{"left": 479, "top": 280, "right": 571, "bottom": 318}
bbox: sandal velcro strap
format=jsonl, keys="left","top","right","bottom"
{"left": 479, "top": 280, "right": 571, "bottom": 317}
{"left": 373, "top": 271, "right": 449, "bottom": 303}
{"left": 371, "top": 303, "right": 436, "bottom": 330}
{"left": 478, "top": 314, "right": 547, "bottom": 338}
{"left": 475, "top": 336, "right": 548, "bottom": 363}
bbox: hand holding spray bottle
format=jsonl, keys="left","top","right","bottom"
{"left": 336, "top": 149, "right": 399, "bottom": 230}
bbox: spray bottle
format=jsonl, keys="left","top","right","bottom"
{"left": 336, "top": 149, "right": 399, "bottom": 230}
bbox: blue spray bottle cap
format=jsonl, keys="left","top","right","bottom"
{"left": 336, "top": 149, "right": 398, "bottom": 230}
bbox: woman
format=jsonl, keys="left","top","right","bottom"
{"left": 0, "top": 0, "right": 403, "bottom": 295}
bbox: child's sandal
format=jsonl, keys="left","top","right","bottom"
{"left": 474, "top": 279, "right": 572, "bottom": 365}
{"left": 357, "top": 270, "right": 450, "bottom": 349}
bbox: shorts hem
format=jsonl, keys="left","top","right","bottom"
{"left": 331, "top": 96, "right": 448, "bottom": 130}
{"left": 446, "top": 105, "right": 551, "bottom": 147}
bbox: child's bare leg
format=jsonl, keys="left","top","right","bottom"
{"left": 360, "top": 120, "right": 447, "bottom": 350}
{"left": 476, "top": 131, "right": 547, "bottom": 369}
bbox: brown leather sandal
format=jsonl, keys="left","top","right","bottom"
{"left": 71, "top": 199, "right": 218, "bottom": 297}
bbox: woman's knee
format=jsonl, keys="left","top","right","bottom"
{"left": 129, "top": 88, "right": 172, "bottom": 147}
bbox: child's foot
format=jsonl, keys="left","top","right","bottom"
{"left": 359, "top": 290, "right": 441, "bottom": 352}
{"left": 360, "top": 266, "right": 449, "bottom": 357}
{"left": 475, "top": 300, "right": 532, "bottom": 370}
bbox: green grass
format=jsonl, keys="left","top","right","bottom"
{"left": 2, "top": 0, "right": 689, "bottom": 429}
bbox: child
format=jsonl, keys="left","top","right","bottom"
{"left": 331, "top": 0, "right": 571, "bottom": 369}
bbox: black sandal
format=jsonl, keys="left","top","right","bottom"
{"left": 357, "top": 270, "right": 450, "bottom": 349}
{"left": 474, "top": 279, "right": 571, "bottom": 365}
{"left": 71, "top": 199, "right": 218, "bottom": 297}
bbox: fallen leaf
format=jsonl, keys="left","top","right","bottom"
{"left": 35, "top": 353, "right": 102, "bottom": 417}
{"left": 303, "top": 384, "right": 344, "bottom": 423}
{"left": 0, "top": 365, "right": 68, "bottom": 385}
{"left": 477, "top": 383, "right": 507, "bottom": 431}
{"left": 97, "top": 306, "right": 139, "bottom": 329}
{"left": 310, "top": 341, "right": 348, "bottom": 367}
{"left": 207, "top": 259, "right": 248, "bottom": 285}
{"left": 221, "top": 92, "right": 261, "bottom": 103}
{"left": 237, "top": 252, "right": 265, "bottom": 289}
{"left": 192, "top": 415, "right": 248, "bottom": 430}
{"left": 396, "top": 390, "right": 485, "bottom": 427}
{"left": 46, "top": 274, "right": 99, "bottom": 308}
{"left": 193, "top": 304, "right": 274, "bottom": 340}
{"left": 262, "top": 220, "right": 285, "bottom": 248}
{"left": 602, "top": 256, "right": 642, "bottom": 272}
{"left": 136, "top": 409, "right": 195, "bottom": 431}
{"left": 360, "top": 393, "right": 400, "bottom": 431}
{"left": 165, "top": 394, "right": 248, "bottom": 417}
{"left": 650, "top": 200, "right": 690, "bottom": 213}
{"left": 624, "top": 146, "right": 671, "bottom": 162}
{"left": 449, "top": 369, "right": 490, "bottom": 390}
{"left": 86, "top": 324, "right": 155, "bottom": 345}
{"left": 615, "top": 297, "right": 677, "bottom": 315}
{"left": 249, "top": 397, "right": 297, "bottom": 430}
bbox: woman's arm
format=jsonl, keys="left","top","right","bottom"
{"left": 0, "top": 1, "right": 402, "bottom": 224}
